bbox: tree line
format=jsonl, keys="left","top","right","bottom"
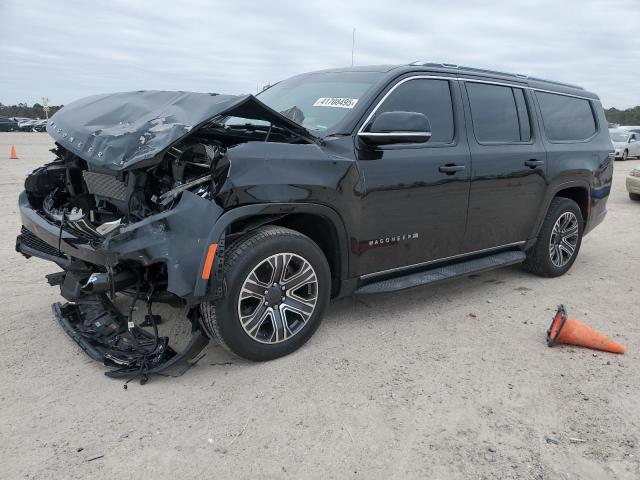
{"left": 0, "top": 102, "right": 63, "bottom": 119}
{"left": 2, "top": 101, "right": 640, "bottom": 125}
{"left": 605, "top": 106, "right": 640, "bottom": 126}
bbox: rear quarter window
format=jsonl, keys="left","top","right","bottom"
{"left": 536, "top": 92, "right": 596, "bottom": 141}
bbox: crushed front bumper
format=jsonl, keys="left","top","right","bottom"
{"left": 51, "top": 294, "right": 209, "bottom": 379}
{"left": 16, "top": 189, "right": 225, "bottom": 380}
{"left": 17, "top": 189, "right": 224, "bottom": 301}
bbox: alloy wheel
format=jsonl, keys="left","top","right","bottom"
{"left": 238, "top": 253, "right": 319, "bottom": 344}
{"left": 548, "top": 211, "right": 579, "bottom": 268}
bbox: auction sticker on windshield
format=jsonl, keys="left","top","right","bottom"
{"left": 313, "top": 97, "right": 359, "bottom": 108}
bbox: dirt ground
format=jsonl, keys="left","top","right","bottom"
{"left": 0, "top": 132, "right": 638, "bottom": 480}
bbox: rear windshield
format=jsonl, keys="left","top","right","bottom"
{"left": 227, "top": 72, "right": 382, "bottom": 133}
{"left": 610, "top": 132, "right": 629, "bottom": 142}
{"left": 536, "top": 92, "right": 597, "bottom": 141}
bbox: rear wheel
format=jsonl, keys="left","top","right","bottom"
{"left": 630, "top": 193, "right": 640, "bottom": 201}
{"left": 524, "top": 197, "right": 584, "bottom": 277}
{"left": 200, "top": 226, "right": 331, "bottom": 361}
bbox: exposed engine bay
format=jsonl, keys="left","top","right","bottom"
{"left": 25, "top": 120, "right": 308, "bottom": 239}
{"left": 16, "top": 91, "right": 316, "bottom": 381}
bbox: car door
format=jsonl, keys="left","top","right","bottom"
{"left": 629, "top": 133, "right": 640, "bottom": 157}
{"left": 460, "top": 80, "right": 547, "bottom": 251}
{"left": 354, "top": 76, "right": 471, "bottom": 277}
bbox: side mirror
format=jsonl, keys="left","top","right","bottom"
{"left": 630, "top": 137, "right": 636, "bottom": 143}
{"left": 358, "top": 111, "right": 432, "bottom": 146}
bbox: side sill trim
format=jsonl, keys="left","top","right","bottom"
{"left": 359, "top": 241, "right": 526, "bottom": 281}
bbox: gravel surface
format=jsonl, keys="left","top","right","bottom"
{"left": 1, "top": 132, "right": 638, "bottom": 480}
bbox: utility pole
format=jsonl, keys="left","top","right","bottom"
{"left": 351, "top": 28, "right": 356, "bottom": 66}
{"left": 42, "top": 97, "right": 50, "bottom": 119}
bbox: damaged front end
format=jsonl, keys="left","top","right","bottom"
{"left": 16, "top": 91, "right": 317, "bottom": 379}
{"left": 51, "top": 293, "right": 208, "bottom": 380}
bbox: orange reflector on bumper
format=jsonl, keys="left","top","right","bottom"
{"left": 201, "top": 243, "right": 218, "bottom": 280}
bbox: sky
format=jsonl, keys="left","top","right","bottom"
{"left": 1, "top": 0, "right": 639, "bottom": 109}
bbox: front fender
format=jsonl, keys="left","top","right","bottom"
{"left": 191, "top": 202, "right": 349, "bottom": 302}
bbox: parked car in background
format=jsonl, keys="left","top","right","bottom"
{"left": 17, "top": 119, "right": 38, "bottom": 132}
{"left": 10, "top": 117, "right": 32, "bottom": 124}
{"left": 610, "top": 129, "right": 640, "bottom": 160}
{"left": 0, "top": 116, "right": 19, "bottom": 132}
{"left": 32, "top": 119, "right": 48, "bottom": 132}
{"left": 621, "top": 125, "right": 640, "bottom": 136}
{"left": 627, "top": 166, "right": 640, "bottom": 201}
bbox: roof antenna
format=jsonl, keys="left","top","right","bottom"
{"left": 351, "top": 27, "right": 356, "bottom": 66}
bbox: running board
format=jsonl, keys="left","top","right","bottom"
{"left": 355, "top": 250, "right": 526, "bottom": 295}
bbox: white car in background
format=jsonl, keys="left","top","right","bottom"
{"left": 610, "top": 129, "right": 640, "bottom": 160}
{"left": 627, "top": 166, "right": 640, "bottom": 201}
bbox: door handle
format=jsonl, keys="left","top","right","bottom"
{"left": 438, "top": 164, "right": 466, "bottom": 174}
{"left": 525, "top": 159, "right": 544, "bottom": 168}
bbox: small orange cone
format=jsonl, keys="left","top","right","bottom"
{"left": 10, "top": 145, "right": 18, "bottom": 159}
{"left": 547, "top": 305, "right": 625, "bottom": 354}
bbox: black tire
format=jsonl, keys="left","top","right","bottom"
{"left": 200, "top": 225, "right": 331, "bottom": 361}
{"left": 630, "top": 193, "right": 640, "bottom": 201}
{"left": 622, "top": 149, "right": 629, "bottom": 161}
{"left": 523, "top": 197, "right": 584, "bottom": 278}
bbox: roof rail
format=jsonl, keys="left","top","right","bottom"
{"left": 408, "top": 61, "right": 584, "bottom": 90}
{"left": 409, "top": 61, "right": 461, "bottom": 69}
{"left": 526, "top": 75, "right": 585, "bottom": 90}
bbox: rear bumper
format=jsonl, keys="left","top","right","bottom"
{"left": 17, "top": 190, "right": 224, "bottom": 300}
{"left": 582, "top": 180, "right": 611, "bottom": 237}
{"left": 584, "top": 208, "right": 607, "bottom": 235}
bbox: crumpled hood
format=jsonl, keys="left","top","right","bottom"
{"left": 47, "top": 90, "right": 315, "bottom": 171}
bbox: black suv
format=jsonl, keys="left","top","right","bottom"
{"left": 16, "top": 63, "right": 613, "bottom": 377}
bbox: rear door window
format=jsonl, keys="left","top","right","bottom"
{"left": 536, "top": 92, "right": 596, "bottom": 141}
{"left": 466, "top": 82, "right": 531, "bottom": 143}
{"left": 370, "top": 78, "right": 455, "bottom": 144}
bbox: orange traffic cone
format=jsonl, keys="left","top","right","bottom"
{"left": 10, "top": 145, "right": 18, "bottom": 159}
{"left": 547, "top": 305, "right": 625, "bottom": 354}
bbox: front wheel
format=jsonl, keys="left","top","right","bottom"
{"left": 622, "top": 149, "right": 629, "bottom": 161}
{"left": 630, "top": 193, "right": 640, "bottom": 201}
{"left": 200, "top": 226, "right": 331, "bottom": 361}
{"left": 523, "top": 197, "right": 584, "bottom": 277}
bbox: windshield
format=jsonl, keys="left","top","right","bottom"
{"left": 226, "top": 71, "right": 382, "bottom": 133}
{"left": 611, "top": 132, "right": 630, "bottom": 142}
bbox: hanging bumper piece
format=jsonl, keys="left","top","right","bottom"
{"left": 51, "top": 294, "right": 209, "bottom": 381}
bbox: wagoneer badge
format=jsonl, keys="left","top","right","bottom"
{"left": 351, "top": 233, "right": 419, "bottom": 254}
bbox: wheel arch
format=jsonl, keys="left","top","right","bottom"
{"left": 268, "top": 213, "right": 343, "bottom": 297}
{"left": 554, "top": 186, "right": 589, "bottom": 223}
{"left": 193, "top": 203, "right": 349, "bottom": 300}
{"left": 529, "top": 181, "right": 591, "bottom": 246}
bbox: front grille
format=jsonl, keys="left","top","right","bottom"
{"left": 19, "top": 226, "right": 66, "bottom": 259}
{"left": 82, "top": 171, "right": 128, "bottom": 201}
{"left": 65, "top": 219, "right": 101, "bottom": 241}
